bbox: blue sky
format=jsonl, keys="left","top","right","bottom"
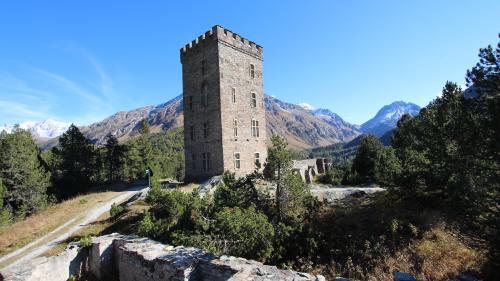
{"left": 0, "top": 0, "right": 499, "bottom": 125}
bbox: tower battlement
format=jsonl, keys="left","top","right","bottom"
{"left": 180, "top": 25, "right": 263, "bottom": 61}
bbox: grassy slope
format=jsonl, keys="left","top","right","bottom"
{"left": 311, "top": 193, "right": 486, "bottom": 280}
{"left": 0, "top": 191, "right": 119, "bottom": 256}
{"left": 42, "top": 201, "right": 150, "bottom": 257}
{"left": 40, "top": 184, "right": 198, "bottom": 257}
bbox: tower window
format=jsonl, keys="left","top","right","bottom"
{"left": 202, "top": 152, "right": 210, "bottom": 171}
{"left": 250, "top": 64, "right": 255, "bottom": 78}
{"left": 203, "top": 122, "right": 209, "bottom": 138}
{"left": 201, "top": 82, "right": 208, "bottom": 107}
{"left": 187, "top": 96, "right": 193, "bottom": 110}
{"left": 255, "top": 153, "right": 261, "bottom": 168}
{"left": 190, "top": 126, "right": 195, "bottom": 140}
{"left": 251, "top": 119, "right": 260, "bottom": 137}
{"left": 232, "top": 88, "right": 236, "bottom": 103}
{"left": 233, "top": 119, "right": 238, "bottom": 138}
{"left": 234, "top": 152, "right": 241, "bottom": 169}
{"left": 191, "top": 153, "right": 196, "bottom": 170}
{"left": 251, "top": 93, "right": 257, "bottom": 108}
{"left": 201, "top": 60, "right": 206, "bottom": 76}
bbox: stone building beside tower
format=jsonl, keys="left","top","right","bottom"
{"left": 181, "top": 25, "right": 267, "bottom": 181}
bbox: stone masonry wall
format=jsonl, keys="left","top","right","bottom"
{"left": 181, "top": 27, "right": 224, "bottom": 181}
{"left": 216, "top": 26, "right": 268, "bottom": 178}
{"left": 181, "top": 25, "right": 267, "bottom": 181}
{"left": 2, "top": 233, "right": 325, "bottom": 281}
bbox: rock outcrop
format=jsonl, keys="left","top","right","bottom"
{"left": 2, "top": 234, "right": 325, "bottom": 281}
{"left": 39, "top": 95, "right": 361, "bottom": 150}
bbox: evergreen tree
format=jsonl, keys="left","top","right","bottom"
{"left": 105, "top": 134, "right": 125, "bottom": 182}
{"left": 0, "top": 128, "right": 50, "bottom": 216}
{"left": 464, "top": 35, "right": 500, "bottom": 278}
{"left": 53, "top": 124, "right": 94, "bottom": 198}
{"left": 138, "top": 118, "right": 151, "bottom": 169}
{"left": 0, "top": 177, "right": 4, "bottom": 209}
{"left": 264, "top": 135, "right": 293, "bottom": 221}
{"left": 390, "top": 36, "right": 500, "bottom": 278}
{"left": 0, "top": 177, "right": 11, "bottom": 226}
{"left": 123, "top": 140, "right": 143, "bottom": 181}
{"left": 351, "top": 135, "right": 384, "bottom": 183}
{"left": 264, "top": 135, "right": 315, "bottom": 224}
{"left": 350, "top": 135, "right": 401, "bottom": 186}
{"left": 138, "top": 119, "right": 150, "bottom": 135}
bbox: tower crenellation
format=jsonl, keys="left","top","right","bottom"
{"left": 180, "top": 26, "right": 263, "bottom": 61}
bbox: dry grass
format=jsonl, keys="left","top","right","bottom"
{"left": 369, "top": 226, "right": 485, "bottom": 281}
{"left": 41, "top": 201, "right": 150, "bottom": 257}
{"left": 0, "top": 191, "right": 119, "bottom": 256}
{"left": 177, "top": 183, "right": 199, "bottom": 193}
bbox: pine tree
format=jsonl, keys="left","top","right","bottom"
{"left": 0, "top": 128, "right": 50, "bottom": 216}
{"left": 105, "top": 134, "right": 125, "bottom": 182}
{"left": 264, "top": 135, "right": 296, "bottom": 222}
{"left": 53, "top": 124, "right": 94, "bottom": 198}
{"left": 0, "top": 177, "right": 4, "bottom": 209}
{"left": 123, "top": 140, "right": 143, "bottom": 181}
{"left": 351, "top": 135, "right": 384, "bottom": 183}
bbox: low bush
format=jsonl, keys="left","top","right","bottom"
{"left": 110, "top": 203, "right": 128, "bottom": 219}
{"left": 79, "top": 235, "right": 92, "bottom": 248}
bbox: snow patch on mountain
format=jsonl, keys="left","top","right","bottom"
{"left": 0, "top": 119, "right": 71, "bottom": 139}
{"left": 360, "top": 101, "right": 420, "bottom": 136}
{"left": 297, "top": 103, "right": 315, "bottom": 111}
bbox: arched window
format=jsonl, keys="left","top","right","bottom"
{"left": 232, "top": 88, "right": 236, "bottom": 103}
{"left": 251, "top": 93, "right": 257, "bottom": 108}
{"left": 201, "top": 82, "right": 208, "bottom": 107}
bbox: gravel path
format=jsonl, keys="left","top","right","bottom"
{"left": 0, "top": 184, "right": 148, "bottom": 271}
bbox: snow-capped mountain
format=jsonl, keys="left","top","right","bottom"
{"left": 0, "top": 119, "right": 71, "bottom": 140}
{"left": 297, "top": 103, "right": 315, "bottom": 111}
{"left": 313, "top": 108, "right": 361, "bottom": 130}
{"left": 360, "top": 101, "right": 420, "bottom": 136}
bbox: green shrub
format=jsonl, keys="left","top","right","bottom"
{"left": 137, "top": 211, "right": 156, "bottom": 237}
{"left": 213, "top": 207, "right": 275, "bottom": 261}
{"left": 110, "top": 203, "right": 127, "bottom": 218}
{"left": 0, "top": 208, "right": 12, "bottom": 227}
{"left": 79, "top": 235, "right": 92, "bottom": 248}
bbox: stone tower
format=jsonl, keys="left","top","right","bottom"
{"left": 181, "top": 25, "right": 267, "bottom": 181}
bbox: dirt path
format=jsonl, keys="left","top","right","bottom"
{"left": 0, "top": 184, "right": 148, "bottom": 270}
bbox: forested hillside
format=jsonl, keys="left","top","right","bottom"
{"left": 0, "top": 120, "right": 184, "bottom": 226}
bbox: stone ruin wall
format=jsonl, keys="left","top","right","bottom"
{"left": 2, "top": 233, "right": 325, "bottom": 281}
{"left": 292, "top": 158, "right": 332, "bottom": 183}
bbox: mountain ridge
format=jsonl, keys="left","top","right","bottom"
{"left": 35, "top": 95, "right": 361, "bottom": 150}
{"left": 0, "top": 119, "right": 71, "bottom": 140}
{"left": 5, "top": 98, "right": 421, "bottom": 150}
{"left": 360, "top": 101, "right": 420, "bottom": 136}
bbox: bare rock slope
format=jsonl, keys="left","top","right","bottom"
{"left": 40, "top": 95, "right": 361, "bottom": 150}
